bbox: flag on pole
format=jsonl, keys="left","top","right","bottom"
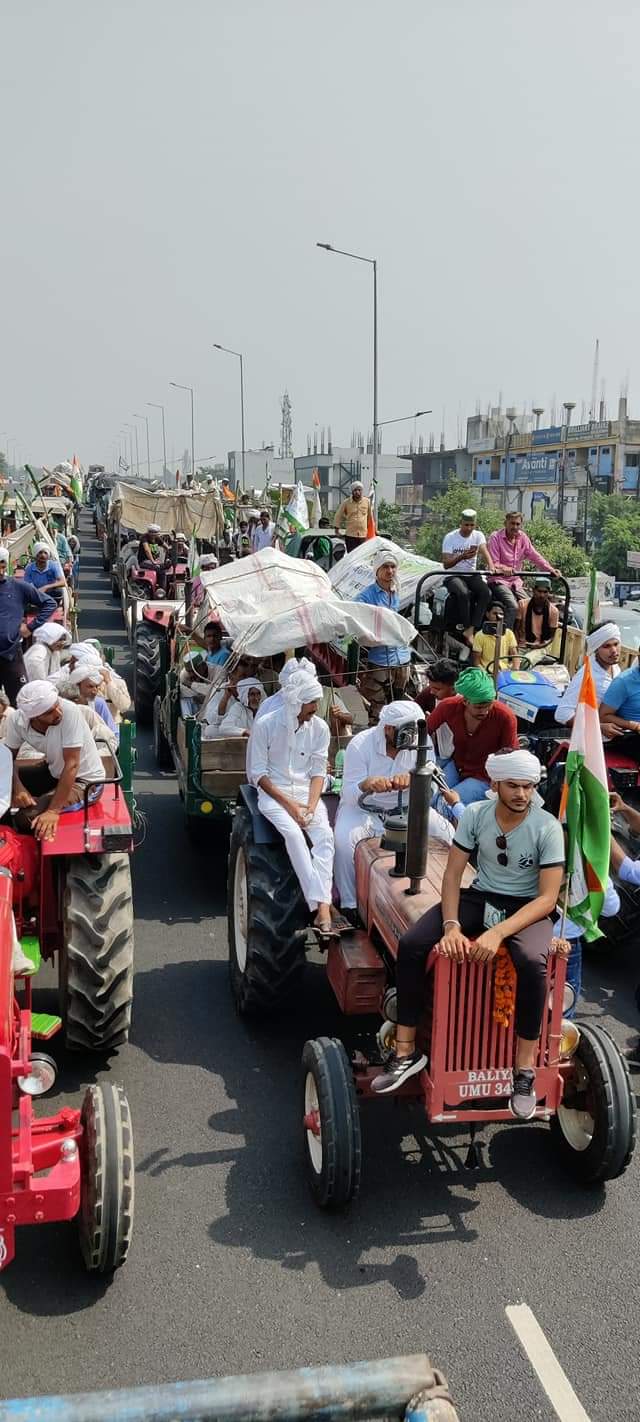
{"left": 311, "top": 467, "right": 321, "bottom": 489}
{"left": 187, "top": 528, "right": 200, "bottom": 579}
{"left": 366, "top": 483, "right": 377, "bottom": 540}
{"left": 276, "top": 481, "right": 309, "bottom": 537}
{"left": 559, "top": 655, "right": 611, "bottom": 939}
{"left": 312, "top": 488, "right": 322, "bottom": 525}
{"left": 70, "top": 454, "right": 83, "bottom": 502}
{"left": 584, "top": 563, "right": 599, "bottom": 636}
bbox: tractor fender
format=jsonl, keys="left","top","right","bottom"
{"left": 237, "top": 784, "right": 281, "bottom": 845}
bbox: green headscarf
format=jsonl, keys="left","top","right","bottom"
{"left": 454, "top": 667, "right": 496, "bottom": 704}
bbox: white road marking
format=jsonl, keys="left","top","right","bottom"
{"left": 506, "top": 1303, "right": 591, "bottom": 1422}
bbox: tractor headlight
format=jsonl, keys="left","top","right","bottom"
{"left": 559, "top": 1019, "right": 581, "bottom": 1059}
{"left": 17, "top": 1052, "right": 57, "bottom": 1097}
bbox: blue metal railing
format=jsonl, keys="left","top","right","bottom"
{"left": 0, "top": 1354, "right": 459, "bottom": 1422}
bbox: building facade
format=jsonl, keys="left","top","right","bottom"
{"left": 395, "top": 446, "right": 473, "bottom": 527}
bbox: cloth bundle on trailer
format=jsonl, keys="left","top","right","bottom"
{"left": 111, "top": 482, "right": 225, "bottom": 540}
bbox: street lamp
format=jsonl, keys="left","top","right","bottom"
{"left": 122, "top": 424, "right": 136, "bottom": 477}
{"left": 169, "top": 382, "right": 195, "bottom": 485}
{"left": 133, "top": 413, "right": 152, "bottom": 482}
{"left": 557, "top": 400, "right": 576, "bottom": 527}
{"left": 148, "top": 402, "right": 167, "bottom": 486}
{"left": 317, "top": 241, "right": 378, "bottom": 495}
{"left": 213, "top": 345, "right": 245, "bottom": 492}
{"left": 375, "top": 409, "right": 431, "bottom": 430}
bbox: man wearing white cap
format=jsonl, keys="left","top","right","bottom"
{"left": 219, "top": 678, "right": 265, "bottom": 737}
{"left": 334, "top": 480, "right": 370, "bottom": 552}
{"left": 555, "top": 622, "right": 621, "bottom": 727}
{"left": 137, "top": 523, "right": 165, "bottom": 584}
{"left": 372, "top": 747, "right": 565, "bottom": 1123}
{"left": 441, "top": 509, "right": 495, "bottom": 650}
{"left": 6, "top": 681, "right": 106, "bottom": 842}
{"left": 356, "top": 547, "right": 412, "bottom": 720}
{"left": 249, "top": 667, "right": 335, "bottom": 935}
{"left": 0, "top": 547, "right": 57, "bottom": 706}
{"left": 24, "top": 623, "right": 71, "bottom": 682}
{"left": 24, "top": 542, "right": 66, "bottom": 606}
{"left": 67, "top": 664, "right": 119, "bottom": 739}
{"left": 334, "top": 700, "right": 454, "bottom": 916}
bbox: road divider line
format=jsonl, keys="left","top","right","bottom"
{"left": 506, "top": 1303, "right": 591, "bottom": 1422}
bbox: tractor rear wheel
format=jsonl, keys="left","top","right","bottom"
{"left": 153, "top": 694, "right": 172, "bottom": 768}
{"left": 551, "top": 1022, "right": 636, "bottom": 1184}
{"left": 133, "top": 624, "right": 162, "bottom": 723}
{"left": 301, "top": 1037, "right": 362, "bottom": 1208}
{"left": 227, "top": 806, "right": 308, "bottom": 1016}
{"left": 60, "top": 852, "right": 135, "bottom": 1052}
{"left": 111, "top": 574, "right": 120, "bottom": 599}
{"left": 78, "top": 1082, "right": 134, "bottom": 1273}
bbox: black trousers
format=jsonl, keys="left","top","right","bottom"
{"left": 488, "top": 584, "right": 520, "bottom": 630}
{"left": 396, "top": 887, "right": 553, "bottom": 1040}
{"left": 0, "top": 651, "right": 27, "bottom": 706}
{"left": 345, "top": 536, "right": 366, "bottom": 553}
{"left": 446, "top": 573, "right": 491, "bottom": 632}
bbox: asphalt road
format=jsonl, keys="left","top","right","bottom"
{"left": 2, "top": 518, "right": 639, "bottom": 1420}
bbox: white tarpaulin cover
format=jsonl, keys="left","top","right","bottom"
{"left": 328, "top": 535, "right": 442, "bottom": 609}
{"left": 112, "top": 482, "right": 225, "bottom": 539}
{"left": 198, "top": 546, "right": 414, "bottom": 654}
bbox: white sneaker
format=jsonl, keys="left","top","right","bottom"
{"left": 12, "top": 944, "right": 36, "bottom": 977}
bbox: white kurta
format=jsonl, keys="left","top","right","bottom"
{"left": 24, "top": 643, "right": 60, "bottom": 681}
{"left": 219, "top": 700, "right": 255, "bottom": 737}
{"left": 334, "top": 724, "right": 454, "bottom": 909}
{"left": 555, "top": 655, "right": 620, "bottom": 725}
{"left": 249, "top": 706, "right": 333, "bottom": 910}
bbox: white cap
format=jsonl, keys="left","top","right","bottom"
{"left": 461, "top": 508, "right": 477, "bottom": 519}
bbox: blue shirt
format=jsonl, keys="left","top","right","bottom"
{"left": 355, "top": 582, "right": 411, "bottom": 666}
{"left": 24, "top": 559, "right": 64, "bottom": 591}
{"left": 55, "top": 532, "right": 72, "bottom": 562}
{"left": 207, "top": 648, "right": 230, "bottom": 667}
{"left": 94, "top": 695, "right": 119, "bottom": 740}
{"left": 601, "top": 663, "right": 640, "bottom": 721}
{"left": 0, "top": 577, "right": 57, "bottom": 658}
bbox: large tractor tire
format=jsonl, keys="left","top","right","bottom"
{"left": 133, "top": 623, "right": 163, "bottom": 724}
{"left": 78, "top": 1082, "right": 134, "bottom": 1273}
{"left": 551, "top": 1022, "right": 636, "bottom": 1184}
{"left": 60, "top": 853, "right": 135, "bottom": 1052}
{"left": 302, "top": 1037, "right": 362, "bottom": 1208}
{"left": 228, "top": 806, "right": 308, "bottom": 1016}
{"left": 153, "top": 694, "right": 173, "bottom": 768}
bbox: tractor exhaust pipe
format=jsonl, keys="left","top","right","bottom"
{"left": 405, "top": 721, "right": 433, "bottom": 895}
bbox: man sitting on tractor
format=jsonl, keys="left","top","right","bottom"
{"left": 24, "top": 622, "right": 71, "bottom": 681}
{"left": 441, "top": 508, "right": 495, "bottom": 651}
{"left": 555, "top": 622, "right": 621, "bottom": 728}
{"left": 599, "top": 647, "right": 640, "bottom": 757}
{"left": 249, "top": 666, "right": 335, "bottom": 938}
{"left": 428, "top": 666, "right": 519, "bottom": 814}
{"left": 416, "top": 658, "right": 458, "bottom": 715}
{"left": 6, "top": 680, "right": 106, "bottom": 842}
{"left": 334, "top": 700, "right": 454, "bottom": 919}
{"left": 520, "top": 576, "right": 559, "bottom": 653}
{"left": 486, "top": 512, "right": 559, "bottom": 632}
{"left": 372, "top": 748, "right": 565, "bottom": 1122}
{"left": 355, "top": 548, "right": 412, "bottom": 722}
{"left": 219, "top": 678, "right": 265, "bottom": 737}
{"left": 23, "top": 542, "right": 66, "bottom": 607}
{"left": 0, "top": 545, "right": 57, "bottom": 706}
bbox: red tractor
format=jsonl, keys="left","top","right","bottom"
{"left": 228, "top": 729, "right": 635, "bottom": 1207}
{"left": 0, "top": 751, "right": 135, "bottom": 1272}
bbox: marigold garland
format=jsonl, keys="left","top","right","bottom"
{"left": 493, "top": 944, "right": 516, "bottom": 1029}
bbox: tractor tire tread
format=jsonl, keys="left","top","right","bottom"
{"left": 79, "top": 1082, "right": 134, "bottom": 1273}
{"left": 62, "top": 853, "right": 135, "bottom": 1052}
{"left": 134, "top": 625, "right": 163, "bottom": 723}
{"left": 301, "top": 1037, "right": 361, "bottom": 1208}
{"left": 228, "top": 810, "right": 307, "bottom": 1016}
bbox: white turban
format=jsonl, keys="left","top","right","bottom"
{"left": 378, "top": 699, "right": 425, "bottom": 728}
{"left": 587, "top": 622, "right": 621, "bottom": 654}
{"left": 68, "top": 664, "right": 103, "bottom": 688}
{"left": 485, "top": 749, "right": 542, "bottom": 784}
{"left": 200, "top": 554, "right": 218, "bottom": 569}
{"left": 282, "top": 670, "right": 324, "bottom": 718}
{"left": 17, "top": 680, "right": 59, "bottom": 719}
{"left": 148, "top": 523, "right": 161, "bottom": 534}
{"left": 373, "top": 546, "right": 399, "bottom": 573}
{"left": 33, "top": 623, "right": 71, "bottom": 647}
{"left": 237, "top": 677, "right": 264, "bottom": 708}
{"left": 351, "top": 480, "right": 364, "bottom": 491}
{"left": 69, "top": 642, "right": 101, "bottom": 665}
{"left": 279, "top": 656, "right": 315, "bottom": 688}
{"left": 32, "top": 541, "right": 50, "bottom": 556}
{"left": 0, "top": 547, "right": 9, "bottom": 563}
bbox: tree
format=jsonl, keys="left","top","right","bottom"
{"left": 415, "top": 480, "right": 504, "bottom": 560}
{"left": 589, "top": 491, "right": 638, "bottom": 539}
{"left": 524, "top": 517, "right": 589, "bottom": 576}
{"left": 600, "top": 512, "right": 640, "bottom": 579}
{"left": 376, "top": 500, "right": 406, "bottom": 542}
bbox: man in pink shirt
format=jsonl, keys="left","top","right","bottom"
{"left": 486, "top": 512, "right": 559, "bottom": 631}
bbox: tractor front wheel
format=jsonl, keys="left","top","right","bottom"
{"left": 301, "top": 1037, "right": 362, "bottom": 1208}
{"left": 60, "top": 852, "right": 135, "bottom": 1052}
{"left": 227, "top": 806, "right": 307, "bottom": 1016}
{"left": 551, "top": 1022, "right": 636, "bottom": 1184}
{"left": 153, "top": 695, "right": 172, "bottom": 768}
{"left": 133, "top": 624, "right": 162, "bottom": 723}
{"left": 78, "top": 1082, "right": 134, "bottom": 1273}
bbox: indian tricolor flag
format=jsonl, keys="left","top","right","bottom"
{"left": 559, "top": 655, "right": 611, "bottom": 940}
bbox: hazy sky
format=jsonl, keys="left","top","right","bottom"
{"left": 2, "top": 1, "right": 639, "bottom": 472}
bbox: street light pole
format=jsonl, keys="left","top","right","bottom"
{"left": 213, "top": 345, "right": 245, "bottom": 492}
{"left": 317, "top": 242, "right": 378, "bottom": 496}
{"left": 148, "top": 402, "right": 167, "bottom": 485}
{"left": 133, "top": 414, "right": 152, "bottom": 482}
{"left": 558, "top": 401, "right": 575, "bottom": 527}
{"left": 169, "top": 382, "right": 195, "bottom": 484}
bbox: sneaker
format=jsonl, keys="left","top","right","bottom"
{"left": 12, "top": 946, "right": 36, "bottom": 977}
{"left": 509, "top": 1068, "right": 537, "bottom": 1121}
{"left": 371, "top": 1050, "right": 427, "bottom": 1095}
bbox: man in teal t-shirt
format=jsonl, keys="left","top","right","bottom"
{"left": 371, "top": 747, "right": 565, "bottom": 1124}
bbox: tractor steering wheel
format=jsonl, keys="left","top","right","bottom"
{"left": 357, "top": 787, "right": 407, "bottom": 817}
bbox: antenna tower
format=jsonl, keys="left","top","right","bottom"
{"left": 590, "top": 338, "right": 599, "bottom": 420}
{"left": 279, "top": 390, "right": 293, "bottom": 459}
